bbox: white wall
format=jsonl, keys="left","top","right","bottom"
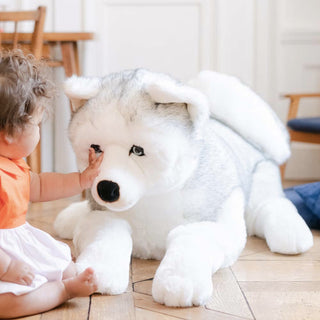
{"left": 3, "top": 0, "right": 320, "bottom": 179}
{"left": 276, "top": 0, "right": 320, "bottom": 179}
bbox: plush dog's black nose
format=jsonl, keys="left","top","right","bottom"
{"left": 97, "top": 180, "right": 120, "bottom": 202}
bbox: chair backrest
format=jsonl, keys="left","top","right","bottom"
{"left": 0, "top": 6, "right": 46, "bottom": 58}
{"left": 0, "top": 6, "right": 47, "bottom": 173}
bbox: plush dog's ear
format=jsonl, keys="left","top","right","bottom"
{"left": 146, "top": 81, "right": 210, "bottom": 135}
{"left": 64, "top": 76, "right": 101, "bottom": 112}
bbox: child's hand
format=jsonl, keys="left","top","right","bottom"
{"left": 80, "top": 148, "right": 104, "bottom": 190}
{"left": 1, "top": 259, "right": 35, "bottom": 286}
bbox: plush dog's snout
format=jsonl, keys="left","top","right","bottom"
{"left": 97, "top": 180, "right": 120, "bottom": 202}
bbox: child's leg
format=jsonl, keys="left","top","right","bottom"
{"left": 0, "top": 268, "right": 97, "bottom": 319}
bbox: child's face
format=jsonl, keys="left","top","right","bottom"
{"left": 8, "top": 111, "right": 42, "bottom": 159}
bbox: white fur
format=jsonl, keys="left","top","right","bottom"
{"left": 53, "top": 201, "right": 90, "bottom": 239}
{"left": 73, "top": 212, "right": 132, "bottom": 294}
{"left": 152, "top": 188, "right": 246, "bottom": 306}
{"left": 64, "top": 75, "right": 101, "bottom": 111}
{"left": 246, "top": 161, "right": 313, "bottom": 254}
{"left": 54, "top": 69, "right": 312, "bottom": 307}
{"left": 146, "top": 82, "right": 209, "bottom": 138}
{"left": 188, "top": 71, "right": 291, "bottom": 164}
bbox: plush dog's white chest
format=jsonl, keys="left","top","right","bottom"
{"left": 118, "top": 191, "right": 186, "bottom": 260}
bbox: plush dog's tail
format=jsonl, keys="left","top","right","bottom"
{"left": 188, "top": 71, "right": 290, "bottom": 165}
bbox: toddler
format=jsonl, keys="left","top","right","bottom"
{"left": 0, "top": 50, "right": 103, "bottom": 318}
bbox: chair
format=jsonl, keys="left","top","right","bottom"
{"left": 0, "top": 6, "right": 46, "bottom": 173}
{"left": 281, "top": 93, "right": 320, "bottom": 179}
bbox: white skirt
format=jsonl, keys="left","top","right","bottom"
{"left": 0, "top": 222, "right": 71, "bottom": 296}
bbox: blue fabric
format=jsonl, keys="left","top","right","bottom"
{"left": 284, "top": 182, "right": 320, "bottom": 229}
{"left": 287, "top": 117, "right": 320, "bottom": 133}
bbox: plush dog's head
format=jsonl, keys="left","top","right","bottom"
{"left": 65, "top": 69, "right": 209, "bottom": 212}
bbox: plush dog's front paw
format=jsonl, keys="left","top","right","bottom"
{"left": 152, "top": 266, "right": 212, "bottom": 307}
{"left": 95, "top": 267, "right": 129, "bottom": 295}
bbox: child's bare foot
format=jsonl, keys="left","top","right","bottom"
{"left": 63, "top": 267, "right": 98, "bottom": 299}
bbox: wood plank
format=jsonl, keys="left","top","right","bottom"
{"left": 240, "top": 232, "right": 320, "bottom": 261}
{"left": 239, "top": 246, "right": 320, "bottom": 262}
{"left": 1, "top": 32, "right": 94, "bottom": 42}
{"left": 89, "top": 258, "right": 135, "bottom": 319}
{"left": 283, "top": 93, "right": 320, "bottom": 98}
{"left": 135, "top": 307, "right": 182, "bottom": 320}
{"left": 22, "top": 191, "right": 320, "bottom": 319}
{"left": 133, "top": 272, "right": 253, "bottom": 319}
{"left": 40, "top": 297, "right": 90, "bottom": 320}
{"left": 134, "top": 279, "right": 152, "bottom": 296}
{"left": 232, "top": 260, "right": 320, "bottom": 282}
{"left": 239, "top": 236, "right": 269, "bottom": 258}
{"left": 89, "top": 293, "right": 135, "bottom": 320}
{"left": 206, "top": 268, "right": 253, "bottom": 319}
{"left": 133, "top": 292, "right": 248, "bottom": 320}
{"left": 132, "top": 258, "right": 160, "bottom": 283}
{"left": 239, "top": 281, "right": 320, "bottom": 320}
{"left": 289, "top": 129, "right": 320, "bottom": 144}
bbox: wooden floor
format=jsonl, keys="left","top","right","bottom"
{"left": 18, "top": 181, "right": 320, "bottom": 320}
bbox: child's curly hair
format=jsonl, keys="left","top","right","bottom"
{"left": 0, "top": 49, "right": 54, "bottom": 136}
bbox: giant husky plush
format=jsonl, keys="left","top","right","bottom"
{"left": 54, "top": 70, "right": 313, "bottom": 307}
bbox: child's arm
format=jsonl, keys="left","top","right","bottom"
{"left": 0, "top": 248, "right": 34, "bottom": 285}
{"left": 30, "top": 148, "right": 103, "bottom": 202}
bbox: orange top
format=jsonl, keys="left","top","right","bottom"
{"left": 0, "top": 156, "right": 30, "bottom": 229}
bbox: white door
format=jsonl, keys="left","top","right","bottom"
{"left": 7, "top": 0, "right": 320, "bottom": 179}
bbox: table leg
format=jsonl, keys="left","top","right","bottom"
{"left": 73, "top": 41, "right": 80, "bottom": 75}
{"left": 60, "top": 41, "right": 80, "bottom": 114}
{"left": 60, "top": 41, "right": 79, "bottom": 77}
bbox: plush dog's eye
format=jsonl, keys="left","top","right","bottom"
{"left": 90, "top": 144, "right": 103, "bottom": 153}
{"left": 129, "top": 145, "right": 145, "bottom": 156}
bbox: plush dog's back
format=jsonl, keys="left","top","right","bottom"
{"left": 188, "top": 71, "right": 290, "bottom": 165}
